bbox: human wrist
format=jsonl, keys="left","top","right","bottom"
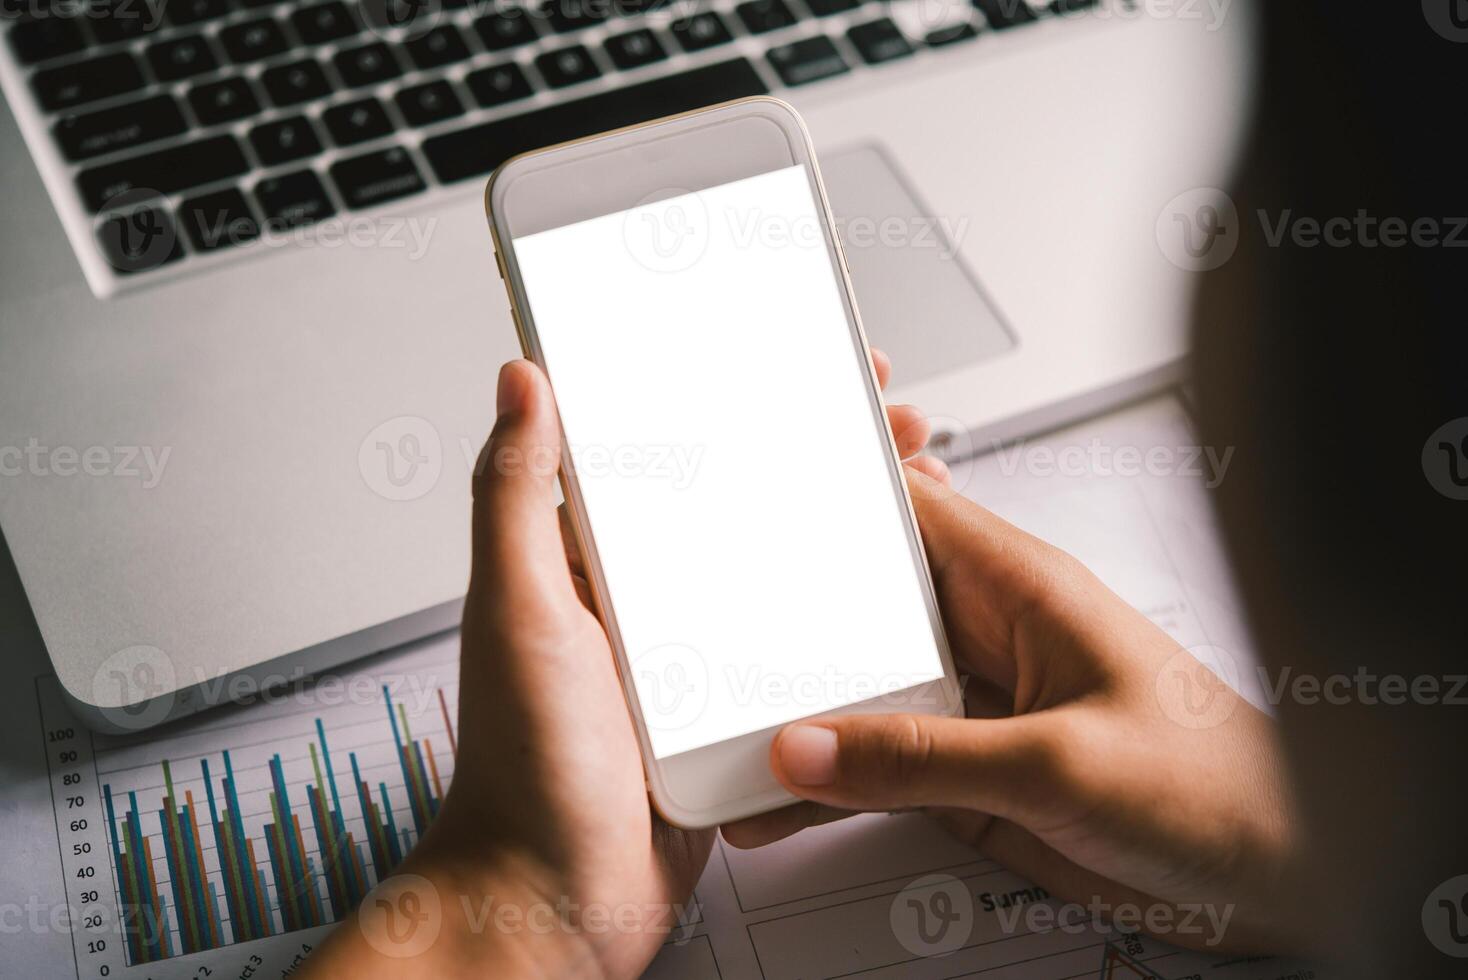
{"left": 303, "top": 842, "right": 608, "bottom": 980}
{"left": 406, "top": 837, "right": 612, "bottom": 978}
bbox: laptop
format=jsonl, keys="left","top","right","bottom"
{"left": 0, "top": 0, "right": 1254, "bottom": 729}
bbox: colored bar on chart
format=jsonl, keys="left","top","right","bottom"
{"left": 437, "top": 688, "right": 457, "bottom": 757}
{"left": 223, "top": 751, "right": 272, "bottom": 941}
{"left": 105, "top": 786, "right": 175, "bottom": 964}
{"left": 99, "top": 681, "right": 458, "bottom": 966}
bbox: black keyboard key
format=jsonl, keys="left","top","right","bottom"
{"left": 97, "top": 205, "right": 184, "bottom": 274}
{"left": 189, "top": 77, "right": 261, "bottom": 125}
{"left": 616, "top": 0, "right": 679, "bottom": 13}
{"left": 77, "top": 134, "right": 249, "bottom": 210}
{"left": 323, "top": 96, "right": 394, "bottom": 145}
{"left": 219, "top": 17, "right": 290, "bottom": 63}
{"left": 766, "top": 35, "right": 846, "bottom": 85}
{"left": 540, "top": 0, "right": 607, "bottom": 34}
{"left": 465, "top": 62, "right": 533, "bottom": 107}
{"left": 54, "top": 93, "right": 186, "bottom": 161}
{"left": 329, "top": 146, "right": 425, "bottom": 209}
{"left": 31, "top": 51, "right": 143, "bottom": 111}
{"left": 846, "top": 18, "right": 912, "bottom": 64}
{"left": 736, "top": 0, "right": 798, "bottom": 34}
{"left": 394, "top": 80, "right": 464, "bottom": 126}
{"left": 403, "top": 24, "right": 470, "bottom": 69}
{"left": 147, "top": 34, "right": 217, "bottom": 80}
{"left": 254, "top": 169, "right": 336, "bottom": 230}
{"left": 261, "top": 59, "right": 332, "bottom": 106}
{"left": 472, "top": 11, "right": 540, "bottom": 51}
{"left": 178, "top": 187, "right": 260, "bottom": 251}
{"left": 291, "top": 2, "right": 359, "bottom": 44}
{"left": 975, "top": 0, "right": 1037, "bottom": 28}
{"left": 926, "top": 22, "right": 976, "bottom": 45}
{"left": 248, "top": 116, "right": 322, "bottom": 165}
{"left": 604, "top": 28, "right": 666, "bottom": 70}
{"left": 535, "top": 45, "right": 600, "bottom": 88}
{"left": 424, "top": 58, "right": 767, "bottom": 184}
{"left": 7, "top": 15, "right": 87, "bottom": 65}
{"left": 88, "top": 0, "right": 159, "bottom": 44}
{"left": 164, "top": 0, "right": 229, "bottom": 27}
{"left": 670, "top": 12, "right": 732, "bottom": 51}
{"left": 806, "top": 0, "right": 859, "bottom": 15}
{"left": 334, "top": 42, "right": 401, "bottom": 87}
{"left": 1050, "top": 0, "right": 1098, "bottom": 12}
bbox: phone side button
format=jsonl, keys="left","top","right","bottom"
{"left": 508, "top": 300, "right": 526, "bottom": 339}
{"left": 494, "top": 250, "right": 506, "bottom": 279}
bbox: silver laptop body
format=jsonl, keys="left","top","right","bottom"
{"left": 0, "top": 0, "right": 1255, "bottom": 728}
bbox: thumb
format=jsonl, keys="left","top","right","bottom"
{"left": 469, "top": 360, "right": 579, "bottom": 616}
{"left": 769, "top": 713, "right": 1065, "bottom": 824}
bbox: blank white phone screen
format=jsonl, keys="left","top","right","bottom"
{"left": 512, "top": 164, "right": 945, "bottom": 759}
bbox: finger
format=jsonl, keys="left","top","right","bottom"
{"left": 871, "top": 347, "right": 891, "bottom": 390}
{"left": 887, "top": 404, "right": 931, "bottom": 459}
{"left": 557, "top": 503, "right": 587, "bottom": 580}
{"left": 768, "top": 713, "right": 1066, "bottom": 824}
{"left": 905, "top": 454, "right": 950, "bottom": 486}
{"left": 902, "top": 465, "right": 1101, "bottom": 685}
{"left": 556, "top": 503, "right": 606, "bottom": 614}
{"left": 720, "top": 801, "right": 856, "bottom": 849}
{"left": 469, "top": 360, "right": 580, "bottom": 620}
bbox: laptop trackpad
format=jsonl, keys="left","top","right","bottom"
{"left": 821, "top": 145, "right": 1014, "bottom": 387}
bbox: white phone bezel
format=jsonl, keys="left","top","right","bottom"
{"left": 484, "top": 97, "right": 963, "bottom": 829}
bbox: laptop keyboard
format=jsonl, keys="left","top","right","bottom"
{"left": 4, "top": 0, "right": 1099, "bottom": 280}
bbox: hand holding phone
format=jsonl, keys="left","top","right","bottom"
{"left": 299, "top": 355, "right": 1295, "bottom": 977}
{"left": 486, "top": 99, "right": 961, "bottom": 827}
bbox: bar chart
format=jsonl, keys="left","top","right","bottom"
{"left": 37, "top": 635, "right": 461, "bottom": 979}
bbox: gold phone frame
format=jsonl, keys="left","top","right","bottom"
{"left": 483, "top": 97, "right": 962, "bottom": 828}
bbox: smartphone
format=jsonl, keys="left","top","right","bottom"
{"left": 484, "top": 98, "right": 962, "bottom": 829}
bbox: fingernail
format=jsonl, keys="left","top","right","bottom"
{"left": 497, "top": 361, "right": 528, "bottom": 417}
{"left": 778, "top": 725, "right": 838, "bottom": 786}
